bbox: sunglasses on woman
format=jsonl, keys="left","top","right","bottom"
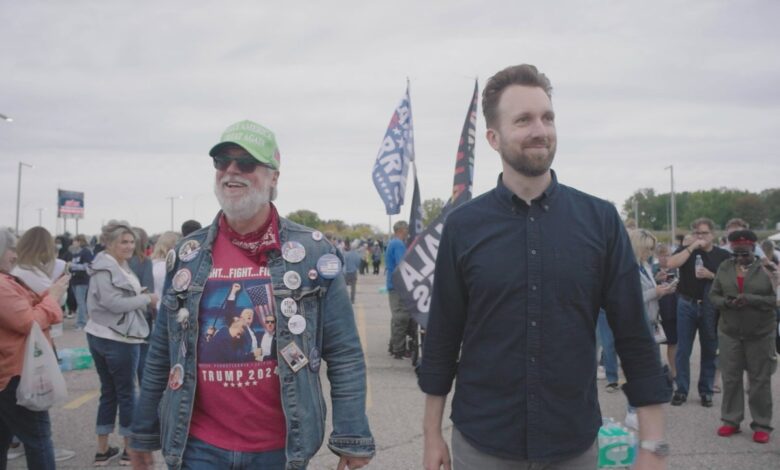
{"left": 212, "top": 155, "right": 268, "bottom": 173}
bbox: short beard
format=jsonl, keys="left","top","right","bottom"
{"left": 500, "top": 140, "right": 556, "bottom": 177}
{"left": 214, "top": 176, "right": 271, "bottom": 221}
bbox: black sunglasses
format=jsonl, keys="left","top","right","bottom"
{"left": 731, "top": 252, "right": 752, "bottom": 258}
{"left": 212, "top": 155, "right": 267, "bottom": 173}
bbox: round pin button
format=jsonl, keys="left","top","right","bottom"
{"left": 282, "top": 241, "right": 306, "bottom": 263}
{"left": 308, "top": 347, "right": 321, "bottom": 373}
{"left": 280, "top": 297, "right": 298, "bottom": 317}
{"left": 165, "top": 249, "right": 177, "bottom": 272}
{"left": 283, "top": 271, "right": 302, "bottom": 290}
{"left": 307, "top": 268, "right": 319, "bottom": 280}
{"left": 316, "top": 254, "right": 342, "bottom": 279}
{"left": 288, "top": 314, "right": 306, "bottom": 335}
{"left": 172, "top": 268, "right": 192, "bottom": 292}
{"left": 178, "top": 240, "right": 201, "bottom": 263}
{"left": 168, "top": 364, "right": 184, "bottom": 390}
{"left": 311, "top": 231, "right": 323, "bottom": 241}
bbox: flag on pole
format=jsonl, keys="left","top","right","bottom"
{"left": 407, "top": 163, "right": 424, "bottom": 244}
{"left": 372, "top": 82, "right": 415, "bottom": 215}
{"left": 450, "top": 79, "right": 478, "bottom": 207}
{"left": 393, "top": 81, "right": 479, "bottom": 329}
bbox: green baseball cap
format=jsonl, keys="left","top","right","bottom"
{"left": 209, "top": 120, "right": 281, "bottom": 170}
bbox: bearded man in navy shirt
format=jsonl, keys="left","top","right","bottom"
{"left": 419, "top": 64, "right": 672, "bottom": 470}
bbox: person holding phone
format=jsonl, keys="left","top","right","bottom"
{"left": 654, "top": 244, "right": 680, "bottom": 380}
{"left": 709, "top": 230, "right": 777, "bottom": 444}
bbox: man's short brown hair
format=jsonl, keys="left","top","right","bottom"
{"left": 690, "top": 217, "right": 715, "bottom": 232}
{"left": 725, "top": 218, "right": 749, "bottom": 230}
{"left": 482, "top": 64, "right": 553, "bottom": 128}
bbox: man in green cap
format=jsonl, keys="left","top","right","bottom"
{"left": 130, "top": 121, "right": 374, "bottom": 470}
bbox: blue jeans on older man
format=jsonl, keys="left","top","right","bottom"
{"left": 182, "top": 436, "right": 286, "bottom": 470}
{"left": 87, "top": 334, "right": 139, "bottom": 436}
{"left": 0, "top": 376, "right": 55, "bottom": 470}
{"left": 674, "top": 295, "right": 718, "bottom": 398}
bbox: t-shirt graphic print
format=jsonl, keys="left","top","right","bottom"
{"left": 189, "top": 230, "right": 286, "bottom": 452}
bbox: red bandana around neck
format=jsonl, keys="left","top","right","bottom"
{"left": 218, "top": 204, "right": 281, "bottom": 264}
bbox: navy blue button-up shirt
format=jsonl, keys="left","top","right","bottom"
{"left": 418, "top": 171, "right": 671, "bottom": 461}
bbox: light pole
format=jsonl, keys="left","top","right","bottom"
{"left": 15, "top": 162, "right": 33, "bottom": 233}
{"left": 665, "top": 165, "right": 676, "bottom": 246}
{"left": 166, "top": 196, "right": 183, "bottom": 231}
{"left": 37, "top": 208, "right": 44, "bottom": 226}
{"left": 633, "top": 197, "right": 639, "bottom": 229}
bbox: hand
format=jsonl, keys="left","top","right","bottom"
{"left": 655, "top": 283, "right": 675, "bottom": 298}
{"left": 48, "top": 274, "right": 71, "bottom": 301}
{"left": 253, "top": 347, "right": 263, "bottom": 361}
{"left": 336, "top": 455, "right": 372, "bottom": 470}
{"left": 423, "top": 432, "right": 452, "bottom": 470}
{"left": 654, "top": 270, "right": 668, "bottom": 283}
{"left": 634, "top": 448, "right": 666, "bottom": 470}
{"left": 695, "top": 266, "right": 713, "bottom": 280}
{"left": 690, "top": 239, "right": 706, "bottom": 251}
{"left": 148, "top": 293, "right": 160, "bottom": 306}
{"left": 128, "top": 449, "right": 154, "bottom": 470}
{"left": 734, "top": 294, "right": 748, "bottom": 308}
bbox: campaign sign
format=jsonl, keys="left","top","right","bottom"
{"left": 57, "top": 189, "right": 85, "bottom": 219}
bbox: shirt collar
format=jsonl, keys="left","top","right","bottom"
{"left": 494, "top": 169, "right": 560, "bottom": 212}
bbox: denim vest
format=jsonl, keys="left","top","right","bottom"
{"left": 130, "top": 214, "right": 374, "bottom": 469}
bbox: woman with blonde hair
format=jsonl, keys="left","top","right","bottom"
{"left": 623, "top": 229, "right": 676, "bottom": 429}
{"left": 86, "top": 221, "right": 158, "bottom": 465}
{"left": 150, "top": 231, "right": 180, "bottom": 311}
{"left": 10, "top": 227, "right": 67, "bottom": 300}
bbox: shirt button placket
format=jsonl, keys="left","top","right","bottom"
{"left": 526, "top": 206, "right": 543, "bottom": 454}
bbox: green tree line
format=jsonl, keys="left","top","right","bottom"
{"left": 286, "top": 198, "right": 447, "bottom": 241}
{"left": 621, "top": 188, "right": 780, "bottom": 232}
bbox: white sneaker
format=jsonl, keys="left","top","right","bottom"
{"left": 597, "top": 365, "right": 607, "bottom": 380}
{"left": 54, "top": 447, "right": 76, "bottom": 462}
{"left": 624, "top": 410, "right": 638, "bottom": 430}
{"left": 7, "top": 446, "right": 24, "bottom": 460}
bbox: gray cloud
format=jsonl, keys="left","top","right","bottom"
{"left": 1, "top": 0, "right": 779, "bottom": 235}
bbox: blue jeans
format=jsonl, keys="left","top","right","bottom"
{"left": 597, "top": 310, "right": 619, "bottom": 383}
{"left": 87, "top": 334, "right": 139, "bottom": 436}
{"left": 73, "top": 284, "right": 89, "bottom": 328}
{"left": 137, "top": 342, "right": 149, "bottom": 387}
{"left": 181, "top": 436, "right": 285, "bottom": 470}
{"left": 0, "top": 376, "right": 55, "bottom": 470}
{"left": 675, "top": 297, "right": 718, "bottom": 397}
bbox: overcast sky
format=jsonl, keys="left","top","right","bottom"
{"left": 2, "top": 0, "right": 779, "bottom": 237}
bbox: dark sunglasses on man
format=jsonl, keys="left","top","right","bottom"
{"left": 731, "top": 252, "right": 752, "bottom": 258}
{"left": 212, "top": 155, "right": 270, "bottom": 173}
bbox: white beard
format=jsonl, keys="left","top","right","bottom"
{"left": 214, "top": 176, "right": 271, "bottom": 221}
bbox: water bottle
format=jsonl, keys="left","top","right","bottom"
{"left": 695, "top": 254, "right": 704, "bottom": 278}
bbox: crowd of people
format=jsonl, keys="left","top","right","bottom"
{"left": 594, "top": 217, "right": 780, "bottom": 446}
{"left": 1, "top": 63, "right": 779, "bottom": 470}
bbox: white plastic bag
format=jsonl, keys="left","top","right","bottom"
{"left": 16, "top": 322, "right": 68, "bottom": 411}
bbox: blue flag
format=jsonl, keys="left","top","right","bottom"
{"left": 372, "top": 83, "right": 414, "bottom": 215}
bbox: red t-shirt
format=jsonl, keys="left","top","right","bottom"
{"left": 189, "top": 210, "right": 286, "bottom": 452}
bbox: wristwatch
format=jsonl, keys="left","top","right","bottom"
{"left": 639, "top": 440, "right": 670, "bottom": 457}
